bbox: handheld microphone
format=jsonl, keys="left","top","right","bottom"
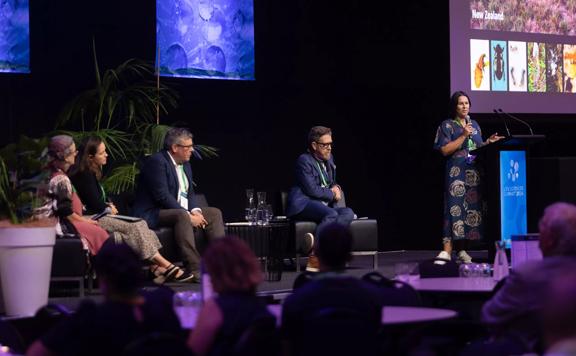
{"left": 493, "top": 109, "right": 511, "bottom": 136}
{"left": 497, "top": 108, "right": 534, "bottom": 135}
{"left": 464, "top": 115, "right": 474, "bottom": 148}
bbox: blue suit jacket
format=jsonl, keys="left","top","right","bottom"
{"left": 286, "top": 153, "right": 337, "bottom": 217}
{"left": 132, "top": 150, "right": 199, "bottom": 228}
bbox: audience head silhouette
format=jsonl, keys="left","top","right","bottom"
{"left": 538, "top": 202, "right": 576, "bottom": 257}
{"left": 314, "top": 223, "right": 353, "bottom": 271}
{"left": 95, "top": 242, "right": 143, "bottom": 299}
{"left": 204, "top": 236, "right": 263, "bottom": 294}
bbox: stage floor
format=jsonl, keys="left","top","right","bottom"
{"left": 46, "top": 250, "right": 489, "bottom": 311}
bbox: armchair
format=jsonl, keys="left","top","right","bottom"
{"left": 279, "top": 192, "right": 378, "bottom": 271}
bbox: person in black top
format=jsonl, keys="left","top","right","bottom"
{"left": 69, "top": 136, "right": 193, "bottom": 283}
{"left": 187, "top": 237, "right": 277, "bottom": 356}
{"left": 282, "top": 223, "right": 395, "bottom": 356}
{"left": 26, "top": 243, "right": 186, "bottom": 356}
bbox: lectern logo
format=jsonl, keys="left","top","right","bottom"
{"left": 507, "top": 160, "right": 520, "bottom": 182}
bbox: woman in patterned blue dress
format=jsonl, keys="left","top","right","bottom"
{"left": 434, "top": 91, "right": 504, "bottom": 263}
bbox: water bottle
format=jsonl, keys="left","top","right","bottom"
{"left": 493, "top": 241, "right": 509, "bottom": 281}
{"left": 200, "top": 261, "right": 214, "bottom": 301}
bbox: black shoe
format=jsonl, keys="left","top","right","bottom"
{"left": 172, "top": 271, "right": 196, "bottom": 283}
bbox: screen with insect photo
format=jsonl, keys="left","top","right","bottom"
{"left": 450, "top": 0, "right": 576, "bottom": 113}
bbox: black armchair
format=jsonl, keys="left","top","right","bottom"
{"left": 50, "top": 193, "right": 211, "bottom": 294}
{"left": 279, "top": 192, "right": 378, "bottom": 271}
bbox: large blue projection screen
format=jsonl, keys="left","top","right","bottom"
{"left": 157, "top": 0, "right": 255, "bottom": 80}
{"left": 0, "top": 0, "right": 30, "bottom": 73}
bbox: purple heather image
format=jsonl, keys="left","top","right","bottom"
{"left": 450, "top": 0, "right": 576, "bottom": 113}
{"left": 0, "top": 0, "right": 30, "bottom": 73}
{"left": 157, "top": 0, "right": 255, "bottom": 80}
{"left": 470, "top": 0, "right": 576, "bottom": 36}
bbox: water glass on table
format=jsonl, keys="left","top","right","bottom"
{"left": 264, "top": 204, "right": 273, "bottom": 225}
{"left": 459, "top": 263, "right": 491, "bottom": 278}
{"left": 245, "top": 188, "right": 256, "bottom": 224}
{"left": 394, "top": 262, "right": 420, "bottom": 283}
{"left": 173, "top": 291, "right": 203, "bottom": 329}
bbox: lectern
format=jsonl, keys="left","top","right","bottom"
{"left": 470, "top": 134, "right": 545, "bottom": 258}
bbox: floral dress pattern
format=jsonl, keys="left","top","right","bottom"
{"left": 35, "top": 171, "right": 109, "bottom": 255}
{"left": 434, "top": 119, "right": 485, "bottom": 244}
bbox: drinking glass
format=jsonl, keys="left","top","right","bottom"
{"left": 245, "top": 189, "right": 256, "bottom": 224}
{"left": 256, "top": 191, "right": 267, "bottom": 225}
{"left": 173, "top": 291, "right": 203, "bottom": 329}
{"left": 394, "top": 262, "right": 419, "bottom": 282}
{"left": 459, "top": 263, "right": 472, "bottom": 277}
{"left": 264, "top": 204, "right": 273, "bottom": 225}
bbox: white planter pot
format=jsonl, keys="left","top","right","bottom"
{"left": 0, "top": 226, "right": 56, "bottom": 317}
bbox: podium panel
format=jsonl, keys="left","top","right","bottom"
{"left": 499, "top": 151, "right": 528, "bottom": 247}
{"left": 471, "top": 135, "right": 543, "bottom": 258}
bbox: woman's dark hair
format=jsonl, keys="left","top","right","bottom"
{"left": 449, "top": 91, "right": 471, "bottom": 118}
{"left": 72, "top": 136, "right": 103, "bottom": 179}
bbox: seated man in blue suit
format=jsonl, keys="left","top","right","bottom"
{"left": 132, "top": 127, "right": 225, "bottom": 281}
{"left": 286, "top": 126, "right": 355, "bottom": 271}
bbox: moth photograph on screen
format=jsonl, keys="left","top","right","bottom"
{"left": 156, "top": 0, "right": 255, "bottom": 80}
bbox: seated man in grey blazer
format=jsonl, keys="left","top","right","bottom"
{"left": 132, "top": 127, "right": 225, "bottom": 281}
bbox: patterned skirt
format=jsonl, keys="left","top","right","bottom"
{"left": 98, "top": 216, "right": 162, "bottom": 260}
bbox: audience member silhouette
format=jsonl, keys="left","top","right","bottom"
{"left": 541, "top": 271, "right": 576, "bottom": 354}
{"left": 482, "top": 202, "right": 576, "bottom": 352}
{"left": 281, "top": 223, "right": 387, "bottom": 356}
{"left": 26, "top": 243, "right": 183, "bottom": 356}
{"left": 187, "top": 237, "right": 278, "bottom": 356}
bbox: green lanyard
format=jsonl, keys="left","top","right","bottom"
{"left": 98, "top": 183, "right": 107, "bottom": 203}
{"left": 315, "top": 161, "right": 329, "bottom": 188}
{"left": 178, "top": 165, "right": 189, "bottom": 193}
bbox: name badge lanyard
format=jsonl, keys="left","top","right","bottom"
{"left": 178, "top": 165, "right": 189, "bottom": 194}
{"left": 315, "top": 161, "right": 330, "bottom": 188}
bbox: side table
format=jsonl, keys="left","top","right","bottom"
{"left": 225, "top": 222, "right": 289, "bottom": 281}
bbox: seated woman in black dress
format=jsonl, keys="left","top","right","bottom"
{"left": 69, "top": 135, "right": 192, "bottom": 283}
{"left": 187, "top": 237, "right": 277, "bottom": 356}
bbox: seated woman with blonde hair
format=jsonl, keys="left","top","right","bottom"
{"left": 187, "top": 237, "right": 278, "bottom": 356}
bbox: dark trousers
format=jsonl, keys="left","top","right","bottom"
{"left": 157, "top": 207, "right": 225, "bottom": 273}
{"left": 293, "top": 200, "right": 355, "bottom": 236}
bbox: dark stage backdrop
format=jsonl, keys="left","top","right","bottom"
{"left": 1, "top": 0, "right": 575, "bottom": 250}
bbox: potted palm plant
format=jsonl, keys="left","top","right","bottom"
{"left": 0, "top": 136, "right": 57, "bottom": 317}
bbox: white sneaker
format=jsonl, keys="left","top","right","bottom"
{"left": 434, "top": 251, "right": 451, "bottom": 265}
{"left": 457, "top": 250, "right": 473, "bottom": 264}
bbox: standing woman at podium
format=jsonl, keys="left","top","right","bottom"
{"left": 433, "top": 91, "right": 503, "bottom": 263}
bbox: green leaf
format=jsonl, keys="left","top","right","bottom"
{"left": 101, "top": 163, "right": 139, "bottom": 195}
